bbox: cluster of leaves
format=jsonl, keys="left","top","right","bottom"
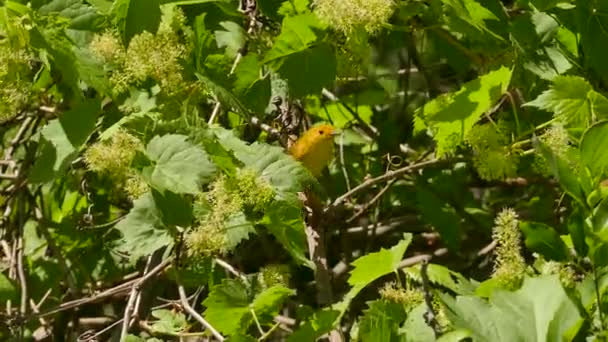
{"left": 4, "top": 0, "right": 608, "bottom": 341}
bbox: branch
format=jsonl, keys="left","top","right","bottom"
{"left": 177, "top": 284, "right": 225, "bottom": 341}
{"left": 329, "top": 158, "right": 452, "bottom": 209}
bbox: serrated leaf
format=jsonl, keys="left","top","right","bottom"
{"left": 520, "top": 221, "right": 570, "bottom": 261}
{"left": 30, "top": 99, "right": 101, "bottom": 184}
{"left": 525, "top": 76, "right": 608, "bottom": 127}
{"left": 578, "top": 1, "right": 608, "bottom": 84}
{"left": 264, "top": 13, "right": 324, "bottom": 63}
{"left": 275, "top": 43, "right": 336, "bottom": 98}
{"left": 404, "top": 263, "right": 476, "bottom": 295}
{"left": 203, "top": 280, "right": 294, "bottom": 336}
{"left": 112, "top": 0, "right": 161, "bottom": 45}
{"left": 335, "top": 234, "right": 413, "bottom": 314}
{"left": 150, "top": 309, "right": 188, "bottom": 334}
{"left": 251, "top": 285, "right": 295, "bottom": 319}
{"left": 196, "top": 73, "right": 250, "bottom": 117}
{"left": 144, "top": 134, "right": 217, "bottom": 194}
{"left": 580, "top": 121, "right": 608, "bottom": 179}
{"left": 224, "top": 211, "right": 256, "bottom": 250}
{"left": 534, "top": 138, "right": 586, "bottom": 206}
{"left": 414, "top": 66, "right": 512, "bottom": 156}
{"left": 287, "top": 309, "right": 340, "bottom": 342}
{"left": 442, "top": 0, "right": 501, "bottom": 38}
{"left": 215, "top": 21, "right": 245, "bottom": 59}
{"left": 114, "top": 192, "right": 174, "bottom": 263}
{"left": 399, "top": 303, "right": 435, "bottom": 342}
{"left": 260, "top": 201, "right": 314, "bottom": 269}
{"left": 233, "top": 54, "right": 271, "bottom": 113}
{"left": 39, "top": 0, "right": 104, "bottom": 30}
{"left": 440, "top": 275, "right": 582, "bottom": 342}
{"left": 358, "top": 300, "right": 406, "bottom": 342}
{"left": 211, "top": 127, "right": 319, "bottom": 201}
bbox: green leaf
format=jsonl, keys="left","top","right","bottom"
{"left": 196, "top": 73, "right": 250, "bottom": 117}
{"left": 112, "top": 0, "right": 161, "bottom": 45}
{"left": 580, "top": 121, "right": 608, "bottom": 179}
{"left": 260, "top": 201, "right": 314, "bottom": 269}
{"left": 203, "top": 280, "right": 294, "bottom": 336}
{"left": 567, "top": 207, "right": 588, "bottom": 257}
{"left": 441, "top": 275, "right": 582, "bottom": 342}
{"left": 251, "top": 285, "right": 295, "bottom": 319}
{"left": 399, "top": 303, "right": 436, "bottom": 342}
{"left": 224, "top": 211, "right": 256, "bottom": 250}
{"left": 233, "top": 54, "right": 271, "bottom": 113}
{"left": 211, "top": 127, "right": 318, "bottom": 201}
{"left": 215, "top": 21, "right": 245, "bottom": 59}
{"left": 404, "top": 263, "right": 476, "bottom": 295}
{"left": 203, "top": 279, "right": 251, "bottom": 335}
{"left": 144, "top": 134, "right": 217, "bottom": 194}
{"left": 358, "top": 300, "right": 406, "bottom": 342}
{"left": 150, "top": 309, "right": 188, "bottom": 334}
{"left": 0, "top": 273, "right": 17, "bottom": 302}
{"left": 415, "top": 185, "right": 462, "bottom": 250}
{"left": 38, "top": 0, "right": 104, "bottom": 30}
{"left": 414, "top": 66, "right": 512, "bottom": 156}
{"left": 441, "top": 0, "right": 502, "bottom": 39}
{"left": 525, "top": 76, "right": 608, "bottom": 127}
{"left": 114, "top": 192, "right": 174, "bottom": 263}
{"left": 534, "top": 138, "right": 586, "bottom": 206}
{"left": 520, "top": 221, "right": 570, "bottom": 261}
{"left": 577, "top": 1, "right": 608, "bottom": 84}
{"left": 287, "top": 309, "right": 340, "bottom": 342}
{"left": 30, "top": 99, "right": 101, "bottom": 184}
{"left": 334, "top": 234, "right": 413, "bottom": 315}
{"left": 264, "top": 13, "right": 324, "bottom": 63}
{"left": 275, "top": 43, "right": 336, "bottom": 98}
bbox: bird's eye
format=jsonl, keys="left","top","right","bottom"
{"left": 318, "top": 130, "right": 324, "bottom": 135}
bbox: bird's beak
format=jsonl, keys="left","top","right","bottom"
{"left": 331, "top": 130, "right": 341, "bottom": 136}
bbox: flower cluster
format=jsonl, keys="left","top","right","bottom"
{"left": 313, "top": 0, "right": 396, "bottom": 35}
{"left": 257, "top": 264, "right": 291, "bottom": 289}
{"left": 0, "top": 45, "right": 32, "bottom": 122}
{"left": 466, "top": 123, "right": 519, "bottom": 181}
{"left": 492, "top": 208, "right": 526, "bottom": 290}
{"left": 186, "top": 170, "right": 275, "bottom": 258}
{"left": 379, "top": 282, "right": 424, "bottom": 310}
{"left": 89, "top": 7, "right": 190, "bottom": 96}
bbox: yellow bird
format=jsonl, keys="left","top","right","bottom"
{"left": 289, "top": 124, "right": 338, "bottom": 177}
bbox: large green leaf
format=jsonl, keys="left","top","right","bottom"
{"left": 441, "top": 275, "right": 583, "bottom": 342}
{"left": 112, "top": 0, "right": 161, "bottom": 45}
{"left": 577, "top": 0, "right": 608, "bottom": 84}
{"left": 38, "top": 0, "right": 104, "bottom": 30}
{"left": 358, "top": 300, "right": 406, "bottom": 342}
{"left": 233, "top": 54, "right": 271, "bottom": 113}
{"left": 415, "top": 185, "right": 462, "bottom": 250}
{"left": 580, "top": 121, "right": 608, "bottom": 179}
{"left": 525, "top": 76, "right": 608, "bottom": 127}
{"left": 211, "top": 127, "right": 318, "bottom": 202}
{"left": 399, "top": 303, "right": 436, "bottom": 342}
{"left": 144, "top": 134, "right": 217, "bottom": 194}
{"left": 263, "top": 13, "right": 324, "bottom": 63}
{"left": 203, "top": 280, "right": 294, "bottom": 336}
{"left": 260, "top": 201, "right": 314, "bottom": 269}
{"left": 215, "top": 21, "right": 245, "bottom": 59}
{"left": 534, "top": 139, "right": 585, "bottom": 206}
{"left": 287, "top": 309, "right": 340, "bottom": 342}
{"left": 114, "top": 192, "right": 174, "bottom": 263}
{"left": 520, "top": 221, "right": 570, "bottom": 262}
{"left": 334, "top": 234, "right": 413, "bottom": 315}
{"left": 275, "top": 43, "right": 336, "bottom": 98}
{"left": 414, "top": 66, "right": 512, "bottom": 156}
{"left": 30, "top": 99, "right": 101, "bottom": 184}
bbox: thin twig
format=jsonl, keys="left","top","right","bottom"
{"left": 346, "top": 179, "right": 397, "bottom": 223}
{"left": 214, "top": 258, "right": 248, "bottom": 283}
{"left": 120, "top": 255, "right": 154, "bottom": 339}
{"left": 330, "top": 158, "right": 450, "bottom": 209}
{"left": 177, "top": 284, "right": 225, "bottom": 341}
